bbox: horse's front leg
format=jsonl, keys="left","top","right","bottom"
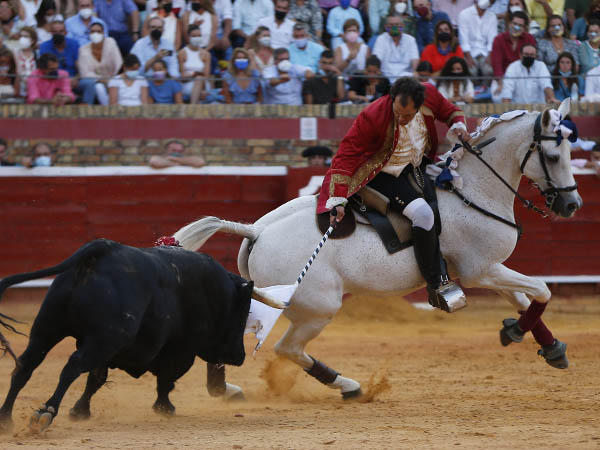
{"left": 462, "top": 264, "right": 568, "bottom": 369}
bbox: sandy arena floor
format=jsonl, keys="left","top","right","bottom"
{"left": 0, "top": 293, "right": 598, "bottom": 450}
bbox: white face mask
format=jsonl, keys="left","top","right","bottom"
{"left": 394, "top": 2, "right": 407, "bottom": 14}
{"left": 89, "top": 31, "right": 103, "bottom": 43}
{"left": 79, "top": 7, "right": 93, "bottom": 19}
{"left": 18, "top": 36, "right": 32, "bottom": 48}
{"left": 509, "top": 5, "right": 522, "bottom": 12}
{"left": 189, "top": 36, "right": 203, "bottom": 47}
{"left": 258, "top": 36, "right": 271, "bottom": 47}
{"left": 477, "top": 0, "right": 490, "bottom": 9}
{"left": 34, "top": 155, "right": 52, "bottom": 167}
{"left": 277, "top": 59, "right": 292, "bottom": 72}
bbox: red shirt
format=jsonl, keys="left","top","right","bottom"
{"left": 26, "top": 69, "right": 75, "bottom": 104}
{"left": 420, "top": 44, "right": 464, "bottom": 73}
{"left": 491, "top": 31, "right": 537, "bottom": 77}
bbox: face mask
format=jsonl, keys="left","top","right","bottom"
{"left": 277, "top": 59, "right": 292, "bottom": 72}
{"left": 47, "top": 69, "right": 58, "bottom": 77}
{"left": 294, "top": 37, "right": 307, "bottom": 48}
{"left": 394, "top": 2, "right": 407, "bottom": 14}
{"left": 18, "top": 36, "right": 32, "bottom": 48}
{"left": 415, "top": 6, "right": 428, "bottom": 17}
{"left": 451, "top": 71, "right": 464, "bottom": 77}
{"left": 437, "top": 31, "right": 451, "bottom": 42}
{"left": 46, "top": 15, "right": 57, "bottom": 23}
{"left": 274, "top": 10, "right": 286, "bottom": 20}
{"left": 234, "top": 58, "right": 249, "bottom": 70}
{"left": 52, "top": 33, "right": 65, "bottom": 46}
{"left": 189, "top": 36, "right": 203, "bottom": 47}
{"left": 509, "top": 23, "right": 523, "bottom": 36}
{"left": 589, "top": 31, "right": 600, "bottom": 43}
{"left": 345, "top": 30, "right": 359, "bottom": 42}
{"left": 339, "top": 0, "right": 351, "bottom": 7}
{"left": 153, "top": 70, "right": 167, "bottom": 79}
{"left": 89, "top": 31, "right": 103, "bottom": 44}
{"left": 79, "top": 7, "right": 93, "bottom": 19}
{"left": 559, "top": 70, "right": 571, "bottom": 77}
{"left": 150, "top": 29, "right": 162, "bottom": 40}
{"left": 550, "top": 24, "right": 563, "bottom": 36}
{"left": 258, "top": 36, "right": 271, "bottom": 46}
{"left": 191, "top": 2, "right": 201, "bottom": 11}
{"left": 162, "top": 3, "right": 173, "bottom": 13}
{"left": 477, "top": 0, "right": 490, "bottom": 9}
{"left": 387, "top": 25, "right": 402, "bottom": 36}
{"left": 509, "top": 5, "right": 522, "bottom": 12}
{"left": 521, "top": 55, "right": 535, "bottom": 68}
{"left": 125, "top": 69, "right": 139, "bottom": 78}
{"left": 34, "top": 156, "right": 51, "bottom": 167}
{"left": 0, "top": 65, "right": 9, "bottom": 73}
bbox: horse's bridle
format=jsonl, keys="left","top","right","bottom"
{"left": 519, "top": 113, "right": 578, "bottom": 209}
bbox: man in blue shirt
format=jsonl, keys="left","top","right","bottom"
{"left": 131, "top": 16, "right": 180, "bottom": 77}
{"left": 95, "top": 0, "right": 139, "bottom": 55}
{"left": 66, "top": 0, "right": 108, "bottom": 46}
{"left": 413, "top": 0, "right": 450, "bottom": 53}
{"left": 326, "top": 0, "right": 364, "bottom": 50}
{"left": 287, "top": 23, "right": 324, "bottom": 73}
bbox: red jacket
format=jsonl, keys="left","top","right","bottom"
{"left": 316, "top": 83, "right": 465, "bottom": 214}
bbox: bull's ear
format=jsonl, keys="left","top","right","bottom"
{"left": 557, "top": 97, "right": 571, "bottom": 118}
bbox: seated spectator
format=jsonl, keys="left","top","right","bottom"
{"left": 432, "top": 0, "right": 471, "bottom": 29}
{"left": 22, "top": 142, "right": 55, "bottom": 168}
{"left": 222, "top": 47, "right": 262, "bottom": 103}
{"left": 131, "top": 16, "right": 180, "bottom": 77}
{"left": 525, "top": 0, "right": 563, "bottom": 30}
{"left": 457, "top": 0, "right": 497, "bottom": 85}
{"left": 570, "top": 0, "right": 600, "bottom": 42}
{"left": 108, "top": 53, "right": 149, "bottom": 105}
{"left": 334, "top": 18, "right": 369, "bottom": 77}
{"left": 256, "top": 0, "right": 295, "bottom": 49}
{"left": 302, "top": 49, "right": 345, "bottom": 103}
{"left": 66, "top": 0, "right": 108, "bottom": 47}
{"left": 149, "top": 139, "right": 205, "bottom": 169}
{"left": 262, "top": 47, "right": 313, "bottom": 104}
{"left": 143, "top": 0, "right": 183, "bottom": 51}
{"left": 347, "top": 54, "right": 390, "bottom": 102}
{"left": 288, "top": 23, "right": 324, "bottom": 73}
{"left": 551, "top": 51, "right": 584, "bottom": 100}
{"left": 501, "top": 43, "right": 559, "bottom": 103}
{"left": 373, "top": 14, "right": 419, "bottom": 82}
{"left": 436, "top": 56, "right": 474, "bottom": 104}
{"left": 246, "top": 26, "right": 274, "bottom": 72}
{"left": 181, "top": 0, "right": 217, "bottom": 50}
{"left": 326, "top": 0, "right": 364, "bottom": 50}
{"left": 78, "top": 22, "right": 122, "bottom": 105}
{"left": 415, "top": 59, "right": 435, "bottom": 83}
{"left": 537, "top": 15, "right": 580, "bottom": 73}
{"left": 302, "top": 145, "right": 332, "bottom": 166}
{"left": 35, "top": 0, "right": 62, "bottom": 45}
{"left": 288, "top": 0, "right": 323, "bottom": 42}
{"left": 178, "top": 24, "right": 211, "bottom": 103}
{"left": 420, "top": 19, "right": 463, "bottom": 74}
{"left": 388, "top": 0, "right": 416, "bottom": 36}
{"left": 147, "top": 59, "right": 183, "bottom": 103}
{"left": 413, "top": 0, "right": 450, "bottom": 53}
{"left": 579, "top": 20, "right": 600, "bottom": 73}
{"left": 0, "top": 0, "right": 22, "bottom": 45}
{"left": 231, "top": 0, "right": 273, "bottom": 49}
{"left": 0, "top": 47, "right": 18, "bottom": 102}
{"left": 95, "top": 0, "right": 140, "bottom": 55}
{"left": 583, "top": 62, "right": 600, "bottom": 100}
{"left": 0, "top": 137, "right": 15, "bottom": 166}
{"left": 370, "top": 0, "right": 395, "bottom": 38}
{"left": 27, "top": 53, "right": 75, "bottom": 104}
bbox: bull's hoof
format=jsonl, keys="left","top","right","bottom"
{"left": 538, "top": 339, "right": 568, "bottom": 369}
{"left": 223, "top": 383, "right": 245, "bottom": 402}
{"left": 29, "top": 405, "right": 55, "bottom": 433}
{"left": 342, "top": 388, "right": 362, "bottom": 400}
{"left": 0, "top": 416, "right": 13, "bottom": 433}
{"left": 152, "top": 402, "right": 175, "bottom": 416}
{"left": 225, "top": 391, "right": 246, "bottom": 403}
{"left": 69, "top": 405, "right": 91, "bottom": 421}
{"left": 499, "top": 318, "right": 525, "bottom": 346}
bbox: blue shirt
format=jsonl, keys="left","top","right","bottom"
{"left": 130, "top": 36, "right": 180, "bottom": 77}
{"left": 554, "top": 77, "right": 585, "bottom": 101}
{"left": 326, "top": 6, "right": 364, "bottom": 38}
{"left": 288, "top": 41, "right": 325, "bottom": 73}
{"left": 95, "top": 0, "right": 137, "bottom": 33}
{"left": 148, "top": 78, "right": 182, "bottom": 103}
{"left": 415, "top": 10, "right": 450, "bottom": 54}
{"left": 65, "top": 14, "right": 108, "bottom": 46}
{"left": 39, "top": 38, "right": 80, "bottom": 77}
{"left": 223, "top": 70, "right": 262, "bottom": 104}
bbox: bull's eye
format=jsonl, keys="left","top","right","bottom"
{"left": 546, "top": 154, "right": 560, "bottom": 163}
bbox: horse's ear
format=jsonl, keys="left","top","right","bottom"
{"left": 557, "top": 97, "right": 571, "bottom": 118}
{"left": 541, "top": 108, "right": 551, "bottom": 130}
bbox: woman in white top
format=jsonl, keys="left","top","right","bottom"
{"left": 334, "top": 19, "right": 369, "bottom": 77}
{"left": 78, "top": 22, "right": 123, "bottom": 105}
{"left": 34, "top": 0, "right": 61, "bottom": 45}
{"left": 181, "top": 0, "right": 216, "bottom": 49}
{"left": 143, "top": 0, "right": 182, "bottom": 50}
{"left": 246, "top": 26, "right": 275, "bottom": 73}
{"left": 108, "top": 54, "right": 149, "bottom": 106}
{"left": 436, "top": 57, "right": 475, "bottom": 105}
{"left": 177, "top": 24, "right": 211, "bottom": 103}
{"left": 15, "top": 26, "right": 37, "bottom": 97}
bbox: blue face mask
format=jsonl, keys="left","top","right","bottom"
{"left": 340, "top": 0, "right": 351, "bottom": 8}
{"left": 234, "top": 58, "right": 249, "bottom": 70}
{"left": 34, "top": 155, "right": 52, "bottom": 167}
{"left": 559, "top": 70, "right": 572, "bottom": 77}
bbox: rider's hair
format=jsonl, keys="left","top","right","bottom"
{"left": 389, "top": 77, "right": 425, "bottom": 108}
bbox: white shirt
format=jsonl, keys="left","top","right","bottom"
{"left": 501, "top": 60, "right": 552, "bottom": 103}
{"left": 232, "top": 0, "right": 274, "bottom": 36}
{"left": 458, "top": 5, "right": 497, "bottom": 58}
{"left": 262, "top": 64, "right": 310, "bottom": 105}
{"left": 584, "top": 65, "right": 600, "bottom": 99}
{"left": 255, "top": 16, "right": 295, "bottom": 49}
{"left": 108, "top": 77, "right": 149, "bottom": 106}
{"left": 438, "top": 80, "right": 475, "bottom": 103}
{"left": 372, "top": 32, "right": 419, "bottom": 82}
{"left": 213, "top": 0, "right": 232, "bottom": 35}
{"left": 20, "top": 0, "right": 42, "bottom": 26}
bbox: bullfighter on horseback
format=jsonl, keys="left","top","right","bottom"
{"left": 317, "top": 77, "right": 471, "bottom": 311}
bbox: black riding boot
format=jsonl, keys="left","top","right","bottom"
{"left": 412, "top": 226, "right": 466, "bottom": 312}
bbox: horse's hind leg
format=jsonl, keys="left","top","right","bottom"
{"left": 274, "top": 316, "right": 361, "bottom": 399}
{"left": 69, "top": 366, "right": 108, "bottom": 421}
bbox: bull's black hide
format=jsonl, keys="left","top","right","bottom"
{"left": 0, "top": 239, "right": 252, "bottom": 430}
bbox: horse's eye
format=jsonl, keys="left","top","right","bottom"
{"left": 546, "top": 154, "right": 560, "bottom": 163}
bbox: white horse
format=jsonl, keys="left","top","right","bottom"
{"left": 175, "top": 101, "right": 582, "bottom": 399}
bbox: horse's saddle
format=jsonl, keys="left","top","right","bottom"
{"left": 316, "top": 184, "right": 442, "bottom": 254}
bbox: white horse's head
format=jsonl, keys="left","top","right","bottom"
{"left": 519, "top": 98, "right": 583, "bottom": 218}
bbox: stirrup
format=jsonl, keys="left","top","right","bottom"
{"left": 428, "top": 280, "right": 467, "bottom": 313}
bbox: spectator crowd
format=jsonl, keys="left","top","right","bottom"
{"left": 0, "top": 0, "right": 597, "bottom": 105}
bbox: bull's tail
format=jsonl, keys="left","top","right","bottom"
{"left": 173, "top": 216, "right": 261, "bottom": 251}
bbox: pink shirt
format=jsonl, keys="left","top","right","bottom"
{"left": 26, "top": 69, "right": 76, "bottom": 104}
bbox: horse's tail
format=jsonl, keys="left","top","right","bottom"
{"left": 173, "top": 216, "right": 261, "bottom": 252}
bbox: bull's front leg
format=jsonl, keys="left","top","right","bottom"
{"left": 206, "top": 363, "right": 245, "bottom": 401}
{"left": 69, "top": 366, "right": 108, "bottom": 421}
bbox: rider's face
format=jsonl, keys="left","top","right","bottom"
{"left": 393, "top": 97, "right": 418, "bottom": 126}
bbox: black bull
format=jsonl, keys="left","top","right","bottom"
{"left": 0, "top": 239, "right": 252, "bottom": 431}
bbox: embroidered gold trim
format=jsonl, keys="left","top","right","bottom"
{"left": 447, "top": 110, "right": 466, "bottom": 125}
{"left": 329, "top": 174, "right": 351, "bottom": 196}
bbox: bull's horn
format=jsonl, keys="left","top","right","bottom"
{"left": 252, "top": 286, "right": 292, "bottom": 309}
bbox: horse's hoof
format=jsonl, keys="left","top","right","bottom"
{"left": 538, "top": 339, "right": 568, "bottom": 369}
{"left": 499, "top": 318, "right": 524, "bottom": 346}
{"left": 342, "top": 388, "right": 362, "bottom": 400}
{"left": 69, "top": 406, "right": 91, "bottom": 421}
{"left": 0, "top": 417, "right": 13, "bottom": 433}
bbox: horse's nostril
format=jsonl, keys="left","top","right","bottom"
{"left": 567, "top": 202, "right": 578, "bottom": 212}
